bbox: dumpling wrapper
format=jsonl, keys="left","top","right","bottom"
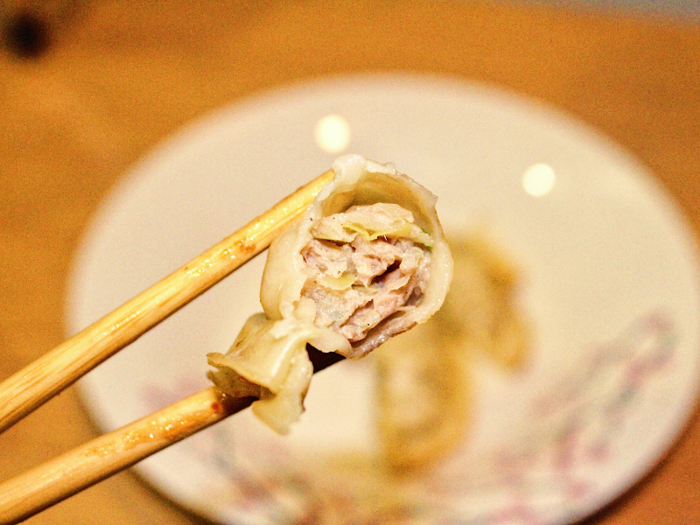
{"left": 208, "top": 154, "right": 453, "bottom": 434}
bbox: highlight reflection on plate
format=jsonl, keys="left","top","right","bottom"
{"left": 67, "top": 74, "right": 700, "bottom": 524}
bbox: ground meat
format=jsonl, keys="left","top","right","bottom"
{"left": 301, "top": 230, "right": 431, "bottom": 344}
{"left": 302, "top": 239, "right": 354, "bottom": 278}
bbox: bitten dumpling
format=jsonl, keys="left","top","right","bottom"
{"left": 207, "top": 154, "right": 453, "bottom": 433}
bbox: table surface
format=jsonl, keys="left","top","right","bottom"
{"left": 1, "top": 1, "right": 700, "bottom": 523}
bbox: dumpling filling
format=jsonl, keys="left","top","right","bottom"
{"left": 301, "top": 203, "right": 432, "bottom": 346}
{"left": 207, "top": 155, "right": 453, "bottom": 434}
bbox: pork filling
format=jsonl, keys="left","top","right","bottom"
{"left": 300, "top": 204, "right": 432, "bottom": 344}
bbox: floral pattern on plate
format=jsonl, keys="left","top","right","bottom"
{"left": 141, "top": 310, "right": 678, "bottom": 525}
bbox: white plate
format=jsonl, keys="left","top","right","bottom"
{"left": 67, "top": 74, "right": 700, "bottom": 524}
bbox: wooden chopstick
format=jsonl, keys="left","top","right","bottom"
{"left": 0, "top": 169, "right": 335, "bottom": 434}
{"left": 0, "top": 347, "right": 343, "bottom": 524}
{"left": 0, "top": 387, "right": 251, "bottom": 524}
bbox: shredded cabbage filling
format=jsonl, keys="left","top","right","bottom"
{"left": 301, "top": 203, "right": 432, "bottom": 344}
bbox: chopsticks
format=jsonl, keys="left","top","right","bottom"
{"left": 0, "top": 169, "right": 334, "bottom": 434}
{"left": 0, "top": 387, "right": 252, "bottom": 524}
{"left": 0, "top": 347, "right": 342, "bottom": 525}
{"left": 0, "top": 168, "right": 336, "bottom": 523}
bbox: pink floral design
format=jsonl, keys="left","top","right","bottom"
{"left": 139, "top": 310, "right": 679, "bottom": 525}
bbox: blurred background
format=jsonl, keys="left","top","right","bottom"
{"left": 1, "top": 1, "right": 699, "bottom": 524}
{"left": 526, "top": 0, "right": 700, "bottom": 18}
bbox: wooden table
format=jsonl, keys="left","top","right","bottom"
{"left": 1, "top": 1, "right": 699, "bottom": 523}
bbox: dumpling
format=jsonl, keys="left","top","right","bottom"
{"left": 207, "top": 154, "right": 453, "bottom": 433}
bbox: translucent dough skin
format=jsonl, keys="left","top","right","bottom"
{"left": 260, "top": 154, "right": 453, "bottom": 359}
{"left": 208, "top": 155, "right": 453, "bottom": 433}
